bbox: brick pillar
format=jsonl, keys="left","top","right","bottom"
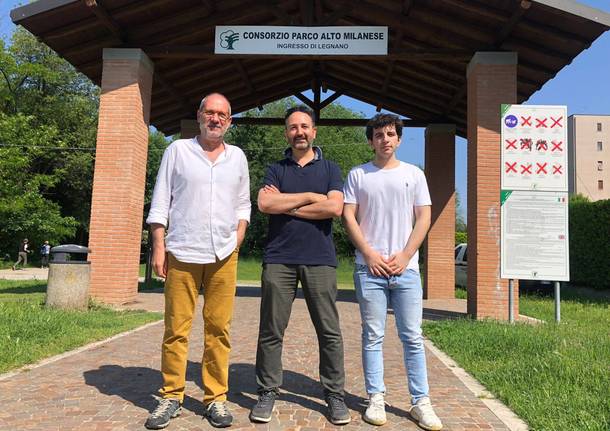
{"left": 180, "top": 119, "right": 199, "bottom": 139}
{"left": 88, "top": 49, "right": 154, "bottom": 304}
{"left": 424, "top": 124, "right": 456, "bottom": 299}
{"left": 467, "top": 52, "right": 519, "bottom": 319}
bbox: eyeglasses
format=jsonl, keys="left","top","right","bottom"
{"left": 203, "top": 110, "right": 230, "bottom": 122}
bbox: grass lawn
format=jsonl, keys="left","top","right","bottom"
{"left": 423, "top": 286, "right": 610, "bottom": 431}
{"left": 0, "top": 279, "right": 162, "bottom": 374}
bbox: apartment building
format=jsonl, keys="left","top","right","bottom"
{"left": 568, "top": 115, "right": 610, "bottom": 201}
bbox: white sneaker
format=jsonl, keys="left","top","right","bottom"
{"left": 410, "top": 397, "right": 442, "bottom": 430}
{"left": 363, "top": 393, "right": 386, "bottom": 426}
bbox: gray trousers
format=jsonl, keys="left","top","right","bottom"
{"left": 255, "top": 263, "right": 345, "bottom": 397}
{"left": 14, "top": 251, "right": 27, "bottom": 268}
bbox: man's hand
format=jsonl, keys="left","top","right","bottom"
{"left": 363, "top": 249, "right": 393, "bottom": 278}
{"left": 150, "top": 223, "right": 168, "bottom": 278}
{"left": 387, "top": 251, "right": 411, "bottom": 275}
{"left": 261, "top": 184, "right": 280, "bottom": 194}
{"left": 151, "top": 247, "right": 167, "bottom": 278}
{"left": 236, "top": 219, "right": 248, "bottom": 250}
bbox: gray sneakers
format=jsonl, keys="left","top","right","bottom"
{"left": 326, "top": 394, "right": 351, "bottom": 425}
{"left": 145, "top": 398, "right": 181, "bottom": 429}
{"left": 204, "top": 401, "right": 233, "bottom": 428}
{"left": 249, "top": 390, "right": 278, "bottom": 423}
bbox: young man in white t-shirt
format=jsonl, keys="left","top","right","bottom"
{"left": 342, "top": 114, "right": 442, "bottom": 430}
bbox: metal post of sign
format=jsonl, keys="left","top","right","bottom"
{"left": 554, "top": 281, "right": 561, "bottom": 323}
{"left": 508, "top": 279, "right": 514, "bottom": 323}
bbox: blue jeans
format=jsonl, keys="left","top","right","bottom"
{"left": 353, "top": 265, "right": 429, "bottom": 404}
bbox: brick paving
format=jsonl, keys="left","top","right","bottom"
{"left": 0, "top": 286, "right": 515, "bottom": 431}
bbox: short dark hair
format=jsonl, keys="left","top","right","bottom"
{"left": 284, "top": 105, "right": 316, "bottom": 126}
{"left": 365, "top": 114, "right": 403, "bottom": 140}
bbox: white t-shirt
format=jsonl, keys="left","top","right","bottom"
{"left": 343, "top": 161, "right": 431, "bottom": 272}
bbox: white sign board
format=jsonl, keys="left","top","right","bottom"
{"left": 215, "top": 26, "right": 388, "bottom": 55}
{"left": 501, "top": 105, "right": 568, "bottom": 191}
{"left": 501, "top": 190, "right": 570, "bottom": 281}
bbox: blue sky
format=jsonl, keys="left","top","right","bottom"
{"left": 2, "top": 1, "right": 609, "bottom": 216}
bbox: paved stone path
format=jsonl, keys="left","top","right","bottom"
{"left": 0, "top": 280, "right": 522, "bottom": 431}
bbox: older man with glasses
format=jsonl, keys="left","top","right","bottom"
{"left": 145, "top": 93, "right": 251, "bottom": 429}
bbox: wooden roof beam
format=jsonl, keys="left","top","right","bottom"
{"left": 378, "top": 27, "right": 405, "bottom": 112}
{"left": 83, "top": 0, "right": 124, "bottom": 41}
{"left": 300, "top": 0, "right": 314, "bottom": 25}
{"left": 142, "top": 44, "right": 472, "bottom": 61}
{"left": 321, "top": 73, "right": 438, "bottom": 120}
{"left": 294, "top": 92, "right": 314, "bottom": 108}
{"left": 319, "top": 91, "right": 343, "bottom": 110}
{"left": 494, "top": 1, "right": 531, "bottom": 47}
{"left": 319, "top": 0, "right": 360, "bottom": 26}
{"left": 263, "top": 0, "right": 294, "bottom": 24}
{"left": 41, "top": 0, "right": 170, "bottom": 39}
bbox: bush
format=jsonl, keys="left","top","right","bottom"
{"left": 569, "top": 198, "right": 610, "bottom": 289}
{"left": 455, "top": 231, "right": 467, "bottom": 245}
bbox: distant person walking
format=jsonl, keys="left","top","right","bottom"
{"left": 40, "top": 241, "right": 51, "bottom": 268}
{"left": 12, "top": 238, "right": 31, "bottom": 270}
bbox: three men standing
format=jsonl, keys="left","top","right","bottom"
{"left": 146, "top": 93, "right": 250, "bottom": 429}
{"left": 343, "top": 114, "right": 442, "bottom": 430}
{"left": 250, "top": 106, "right": 351, "bottom": 425}
{"left": 145, "top": 99, "right": 440, "bottom": 429}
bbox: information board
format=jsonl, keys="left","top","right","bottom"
{"left": 500, "top": 190, "right": 570, "bottom": 281}
{"left": 501, "top": 105, "right": 568, "bottom": 191}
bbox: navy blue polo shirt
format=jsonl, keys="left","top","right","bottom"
{"left": 263, "top": 147, "right": 343, "bottom": 267}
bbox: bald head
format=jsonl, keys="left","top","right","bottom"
{"left": 198, "top": 93, "right": 231, "bottom": 116}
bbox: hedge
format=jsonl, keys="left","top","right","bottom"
{"left": 569, "top": 198, "right": 610, "bottom": 289}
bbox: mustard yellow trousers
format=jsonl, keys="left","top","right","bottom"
{"left": 160, "top": 251, "right": 238, "bottom": 405}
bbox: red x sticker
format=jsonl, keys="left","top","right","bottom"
{"left": 551, "top": 140, "right": 563, "bottom": 152}
{"left": 535, "top": 118, "right": 547, "bottom": 128}
{"left": 521, "top": 163, "right": 532, "bottom": 174}
{"left": 550, "top": 116, "right": 563, "bottom": 128}
{"left": 505, "top": 139, "right": 517, "bottom": 150}
{"left": 505, "top": 162, "right": 517, "bottom": 173}
{"left": 553, "top": 164, "right": 563, "bottom": 174}
{"left": 536, "top": 162, "right": 547, "bottom": 174}
{"left": 520, "top": 116, "right": 532, "bottom": 127}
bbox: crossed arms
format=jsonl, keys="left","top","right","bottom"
{"left": 257, "top": 184, "right": 343, "bottom": 219}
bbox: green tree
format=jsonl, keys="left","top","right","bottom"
{"left": 0, "top": 113, "right": 78, "bottom": 257}
{"left": 0, "top": 28, "right": 98, "bottom": 252}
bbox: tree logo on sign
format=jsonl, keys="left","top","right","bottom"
{"left": 220, "top": 30, "right": 240, "bottom": 50}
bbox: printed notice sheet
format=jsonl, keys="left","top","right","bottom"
{"left": 501, "top": 190, "right": 569, "bottom": 281}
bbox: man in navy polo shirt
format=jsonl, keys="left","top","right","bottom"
{"left": 250, "top": 105, "right": 350, "bottom": 425}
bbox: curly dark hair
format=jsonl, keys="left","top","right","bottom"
{"left": 365, "top": 113, "right": 403, "bottom": 140}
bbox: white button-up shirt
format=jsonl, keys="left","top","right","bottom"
{"left": 146, "top": 138, "right": 251, "bottom": 264}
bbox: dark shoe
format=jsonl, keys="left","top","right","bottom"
{"left": 145, "top": 398, "right": 181, "bottom": 429}
{"left": 204, "top": 401, "right": 233, "bottom": 428}
{"left": 249, "top": 390, "right": 278, "bottom": 423}
{"left": 326, "top": 394, "right": 351, "bottom": 425}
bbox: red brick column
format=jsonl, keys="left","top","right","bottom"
{"left": 424, "top": 124, "right": 456, "bottom": 299}
{"left": 467, "top": 52, "right": 519, "bottom": 319}
{"left": 180, "top": 119, "right": 199, "bottom": 139}
{"left": 88, "top": 49, "right": 154, "bottom": 304}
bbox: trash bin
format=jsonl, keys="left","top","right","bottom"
{"left": 46, "top": 244, "right": 91, "bottom": 310}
